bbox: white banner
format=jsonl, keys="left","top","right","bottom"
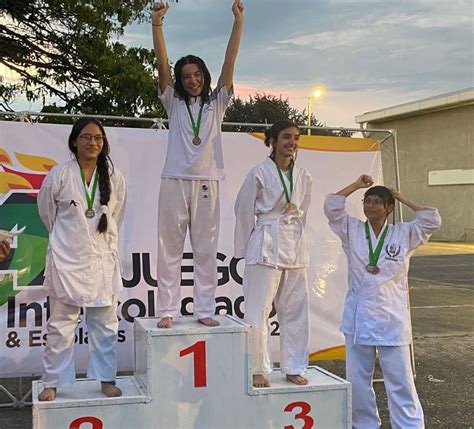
{"left": 0, "top": 122, "right": 382, "bottom": 377}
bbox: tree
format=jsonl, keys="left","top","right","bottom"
{"left": 0, "top": 0, "right": 165, "bottom": 119}
{"left": 223, "top": 93, "right": 351, "bottom": 136}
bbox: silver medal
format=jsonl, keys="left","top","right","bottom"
{"left": 85, "top": 209, "right": 95, "bottom": 218}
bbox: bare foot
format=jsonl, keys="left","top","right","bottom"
{"left": 253, "top": 374, "right": 270, "bottom": 388}
{"left": 286, "top": 374, "right": 309, "bottom": 385}
{"left": 101, "top": 382, "right": 122, "bottom": 397}
{"left": 38, "top": 387, "right": 56, "bottom": 401}
{"left": 198, "top": 317, "right": 220, "bottom": 327}
{"left": 157, "top": 317, "right": 173, "bottom": 328}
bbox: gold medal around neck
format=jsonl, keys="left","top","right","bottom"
{"left": 192, "top": 136, "right": 202, "bottom": 146}
{"left": 366, "top": 264, "right": 380, "bottom": 275}
{"left": 85, "top": 208, "right": 95, "bottom": 218}
{"left": 284, "top": 202, "right": 296, "bottom": 213}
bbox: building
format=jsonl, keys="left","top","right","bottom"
{"left": 356, "top": 88, "right": 474, "bottom": 242}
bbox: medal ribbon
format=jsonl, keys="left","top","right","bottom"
{"left": 365, "top": 221, "right": 389, "bottom": 267}
{"left": 186, "top": 102, "right": 204, "bottom": 139}
{"left": 80, "top": 167, "right": 98, "bottom": 211}
{"left": 272, "top": 158, "right": 294, "bottom": 203}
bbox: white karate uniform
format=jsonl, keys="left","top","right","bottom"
{"left": 234, "top": 157, "right": 313, "bottom": 375}
{"left": 324, "top": 194, "right": 441, "bottom": 429}
{"left": 37, "top": 160, "right": 126, "bottom": 387}
{"left": 157, "top": 81, "right": 232, "bottom": 319}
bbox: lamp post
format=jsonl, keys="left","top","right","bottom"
{"left": 307, "top": 88, "right": 323, "bottom": 135}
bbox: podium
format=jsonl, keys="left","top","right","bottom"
{"left": 32, "top": 316, "right": 351, "bottom": 428}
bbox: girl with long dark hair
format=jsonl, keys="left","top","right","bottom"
{"left": 234, "top": 120, "right": 313, "bottom": 388}
{"left": 37, "top": 118, "right": 126, "bottom": 401}
{"left": 151, "top": 1, "right": 244, "bottom": 328}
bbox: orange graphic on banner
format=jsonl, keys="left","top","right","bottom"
{"left": 310, "top": 345, "right": 346, "bottom": 361}
{"left": 249, "top": 133, "right": 380, "bottom": 152}
{"left": 0, "top": 148, "right": 12, "bottom": 165}
{"left": 0, "top": 172, "right": 33, "bottom": 192}
{"left": 0, "top": 150, "right": 50, "bottom": 192}
{"left": 15, "top": 152, "right": 57, "bottom": 172}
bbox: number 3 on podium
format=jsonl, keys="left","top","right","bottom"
{"left": 284, "top": 401, "right": 315, "bottom": 429}
{"left": 179, "top": 340, "right": 207, "bottom": 388}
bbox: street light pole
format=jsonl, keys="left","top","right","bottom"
{"left": 307, "top": 88, "right": 323, "bottom": 135}
{"left": 307, "top": 96, "right": 313, "bottom": 135}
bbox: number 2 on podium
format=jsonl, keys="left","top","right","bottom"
{"left": 179, "top": 340, "right": 207, "bottom": 387}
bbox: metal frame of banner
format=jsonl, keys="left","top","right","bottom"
{"left": 0, "top": 111, "right": 411, "bottom": 408}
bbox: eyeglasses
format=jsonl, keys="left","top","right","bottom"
{"left": 78, "top": 134, "right": 104, "bottom": 143}
{"left": 362, "top": 198, "right": 385, "bottom": 206}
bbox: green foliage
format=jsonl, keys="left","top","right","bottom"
{"left": 223, "top": 93, "right": 351, "bottom": 136}
{"left": 0, "top": 0, "right": 165, "bottom": 118}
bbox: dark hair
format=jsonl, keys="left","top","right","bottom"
{"left": 264, "top": 120, "right": 299, "bottom": 158}
{"left": 68, "top": 117, "right": 113, "bottom": 234}
{"left": 364, "top": 186, "right": 395, "bottom": 207}
{"left": 174, "top": 55, "right": 212, "bottom": 105}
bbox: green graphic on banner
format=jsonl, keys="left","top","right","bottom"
{"left": 0, "top": 195, "right": 49, "bottom": 306}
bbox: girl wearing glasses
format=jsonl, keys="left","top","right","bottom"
{"left": 37, "top": 118, "right": 126, "bottom": 401}
{"left": 324, "top": 175, "right": 441, "bottom": 429}
{"left": 151, "top": 1, "right": 244, "bottom": 328}
{"left": 234, "top": 120, "right": 312, "bottom": 388}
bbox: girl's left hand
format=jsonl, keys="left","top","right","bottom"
{"left": 232, "top": 0, "right": 244, "bottom": 20}
{"left": 390, "top": 188, "right": 404, "bottom": 202}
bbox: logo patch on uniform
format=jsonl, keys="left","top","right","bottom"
{"left": 201, "top": 184, "right": 208, "bottom": 191}
{"left": 385, "top": 243, "right": 401, "bottom": 261}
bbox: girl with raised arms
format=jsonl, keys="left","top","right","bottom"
{"left": 234, "top": 120, "right": 313, "bottom": 388}
{"left": 151, "top": 0, "right": 244, "bottom": 329}
{"left": 324, "top": 175, "right": 441, "bottom": 428}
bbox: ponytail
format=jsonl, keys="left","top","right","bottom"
{"left": 96, "top": 153, "right": 113, "bottom": 233}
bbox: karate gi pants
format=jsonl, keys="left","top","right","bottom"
{"left": 42, "top": 297, "right": 119, "bottom": 387}
{"left": 243, "top": 263, "right": 309, "bottom": 375}
{"left": 345, "top": 336, "right": 424, "bottom": 429}
{"left": 157, "top": 178, "right": 219, "bottom": 320}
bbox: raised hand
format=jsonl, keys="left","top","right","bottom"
{"left": 152, "top": 2, "right": 170, "bottom": 24}
{"left": 335, "top": 175, "right": 373, "bottom": 197}
{"left": 389, "top": 188, "right": 403, "bottom": 201}
{"left": 232, "top": 0, "right": 244, "bottom": 21}
{"left": 355, "top": 174, "right": 374, "bottom": 189}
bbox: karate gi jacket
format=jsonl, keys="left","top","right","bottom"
{"left": 234, "top": 157, "right": 313, "bottom": 269}
{"left": 324, "top": 194, "right": 441, "bottom": 345}
{"left": 38, "top": 160, "right": 126, "bottom": 307}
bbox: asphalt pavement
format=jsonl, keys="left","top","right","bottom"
{"left": 1, "top": 242, "right": 473, "bottom": 428}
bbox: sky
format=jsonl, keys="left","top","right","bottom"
{"left": 4, "top": 0, "right": 473, "bottom": 128}
{"left": 122, "top": 0, "right": 473, "bottom": 127}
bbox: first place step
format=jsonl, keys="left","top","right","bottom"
{"left": 32, "top": 315, "right": 351, "bottom": 428}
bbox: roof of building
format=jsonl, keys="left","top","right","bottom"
{"left": 355, "top": 87, "right": 474, "bottom": 124}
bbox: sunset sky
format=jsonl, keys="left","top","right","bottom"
{"left": 6, "top": 0, "right": 473, "bottom": 128}
{"left": 123, "top": 0, "right": 473, "bottom": 127}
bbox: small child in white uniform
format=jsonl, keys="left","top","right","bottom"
{"left": 324, "top": 175, "right": 441, "bottom": 429}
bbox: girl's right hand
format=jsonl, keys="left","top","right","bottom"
{"left": 355, "top": 174, "right": 374, "bottom": 189}
{"left": 152, "top": 2, "right": 169, "bottom": 24}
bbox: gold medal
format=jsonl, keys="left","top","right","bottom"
{"left": 284, "top": 202, "right": 295, "bottom": 213}
{"left": 366, "top": 264, "right": 380, "bottom": 274}
{"left": 192, "top": 136, "right": 201, "bottom": 146}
